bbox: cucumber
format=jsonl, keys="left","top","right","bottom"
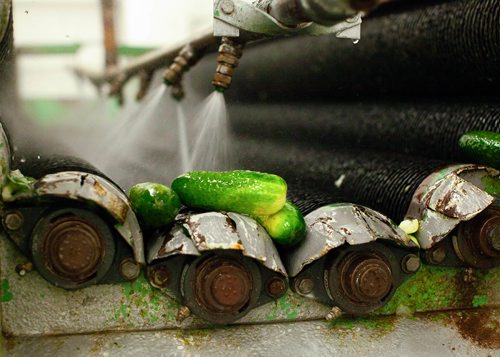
{"left": 257, "top": 201, "right": 306, "bottom": 247}
{"left": 459, "top": 130, "right": 500, "bottom": 169}
{"left": 129, "top": 182, "right": 181, "bottom": 228}
{"left": 171, "top": 170, "right": 287, "bottom": 216}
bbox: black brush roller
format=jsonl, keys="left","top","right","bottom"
{"left": 232, "top": 136, "right": 447, "bottom": 222}
{"left": 228, "top": 101, "right": 500, "bottom": 162}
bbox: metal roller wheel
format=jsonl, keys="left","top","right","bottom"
{"left": 30, "top": 207, "right": 116, "bottom": 289}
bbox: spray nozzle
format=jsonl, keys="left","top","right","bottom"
{"left": 212, "top": 37, "right": 244, "bottom": 91}
{"left": 163, "top": 44, "right": 206, "bottom": 99}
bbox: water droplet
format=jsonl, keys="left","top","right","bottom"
{"left": 352, "top": 39, "right": 360, "bottom": 44}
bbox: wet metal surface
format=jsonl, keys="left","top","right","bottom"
{"left": 0, "top": 233, "right": 499, "bottom": 336}
{"left": 150, "top": 212, "right": 286, "bottom": 276}
{"left": 34, "top": 171, "right": 144, "bottom": 263}
{"left": 3, "top": 310, "right": 499, "bottom": 356}
{"left": 407, "top": 165, "right": 498, "bottom": 250}
{"left": 287, "top": 204, "right": 416, "bottom": 277}
{"left": 213, "top": 0, "right": 362, "bottom": 39}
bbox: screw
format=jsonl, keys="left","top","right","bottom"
{"left": 429, "top": 246, "right": 446, "bottom": 264}
{"left": 15, "top": 262, "right": 33, "bottom": 276}
{"left": 325, "top": 306, "right": 343, "bottom": 321}
{"left": 4, "top": 211, "right": 23, "bottom": 231}
{"left": 150, "top": 266, "right": 170, "bottom": 288}
{"left": 220, "top": 0, "right": 235, "bottom": 14}
{"left": 119, "top": 258, "right": 141, "bottom": 281}
{"left": 266, "top": 277, "right": 286, "bottom": 298}
{"left": 296, "top": 278, "right": 314, "bottom": 295}
{"left": 176, "top": 306, "right": 191, "bottom": 323}
{"left": 402, "top": 254, "right": 420, "bottom": 273}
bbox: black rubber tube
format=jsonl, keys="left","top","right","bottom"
{"left": 227, "top": 101, "right": 500, "bottom": 162}
{"left": 231, "top": 136, "right": 447, "bottom": 222}
{"left": 190, "top": 0, "right": 500, "bottom": 100}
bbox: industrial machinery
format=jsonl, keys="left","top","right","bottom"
{"left": 289, "top": 203, "right": 419, "bottom": 318}
{"left": 146, "top": 211, "right": 288, "bottom": 324}
{"left": 0, "top": 122, "right": 145, "bottom": 289}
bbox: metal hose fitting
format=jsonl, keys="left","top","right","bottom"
{"left": 212, "top": 37, "right": 244, "bottom": 91}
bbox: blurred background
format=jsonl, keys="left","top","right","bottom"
{"left": 13, "top": 0, "right": 211, "bottom": 121}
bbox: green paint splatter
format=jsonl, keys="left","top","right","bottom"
{"left": 266, "top": 293, "right": 303, "bottom": 320}
{"left": 0, "top": 278, "right": 13, "bottom": 302}
{"left": 376, "top": 265, "right": 499, "bottom": 315}
{"left": 112, "top": 274, "right": 179, "bottom": 324}
{"left": 481, "top": 175, "right": 500, "bottom": 197}
{"left": 472, "top": 295, "right": 488, "bottom": 308}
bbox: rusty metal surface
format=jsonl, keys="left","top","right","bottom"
{"left": 406, "top": 165, "right": 498, "bottom": 250}
{"left": 34, "top": 171, "right": 144, "bottom": 264}
{"left": 287, "top": 204, "right": 417, "bottom": 277}
{"left": 42, "top": 215, "right": 104, "bottom": 283}
{"left": 0, "top": 233, "right": 499, "bottom": 336}
{"left": 151, "top": 212, "right": 287, "bottom": 276}
{"left": 3, "top": 310, "right": 499, "bottom": 356}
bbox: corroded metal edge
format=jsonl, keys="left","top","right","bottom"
{"left": 406, "top": 165, "right": 498, "bottom": 250}
{"left": 34, "top": 171, "right": 145, "bottom": 264}
{"left": 287, "top": 203, "right": 416, "bottom": 277}
{"left": 149, "top": 211, "right": 287, "bottom": 276}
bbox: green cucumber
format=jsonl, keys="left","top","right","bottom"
{"left": 459, "top": 130, "right": 500, "bottom": 169}
{"left": 129, "top": 182, "right": 181, "bottom": 228}
{"left": 171, "top": 170, "right": 287, "bottom": 216}
{"left": 257, "top": 201, "right": 306, "bottom": 247}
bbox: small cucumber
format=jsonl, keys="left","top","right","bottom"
{"left": 459, "top": 130, "right": 500, "bottom": 169}
{"left": 171, "top": 170, "right": 287, "bottom": 216}
{"left": 257, "top": 201, "right": 306, "bottom": 247}
{"left": 129, "top": 182, "right": 181, "bottom": 228}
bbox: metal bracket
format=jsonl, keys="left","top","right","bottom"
{"left": 149, "top": 211, "right": 287, "bottom": 276}
{"left": 406, "top": 165, "right": 498, "bottom": 250}
{"left": 34, "top": 171, "right": 145, "bottom": 264}
{"left": 213, "top": 0, "right": 361, "bottom": 39}
{"left": 287, "top": 203, "right": 417, "bottom": 277}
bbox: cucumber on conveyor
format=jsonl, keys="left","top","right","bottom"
{"left": 256, "top": 201, "right": 306, "bottom": 247}
{"left": 171, "top": 170, "right": 287, "bottom": 216}
{"left": 129, "top": 182, "right": 181, "bottom": 228}
{"left": 459, "top": 130, "right": 500, "bottom": 169}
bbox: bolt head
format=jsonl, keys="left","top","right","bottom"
{"left": 429, "top": 246, "right": 446, "bottom": 263}
{"left": 150, "top": 266, "right": 170, "bottom": 288}
{"left": 119, "top": 258, "right": 141, "bottom": 281}
{"left": 266, "top": 277, "right": 287, "bottom": 298}
{"left": 220, "top": 0, "right": 235, "bottom": 14}
{"left": 296, "top": 278, "right": 314, "bottom": 295}
{"left": 4, "top": 211, "right": 23, "bottom": 231}
{"left": 402, "top": 254, "right": 420, "bottom": 273}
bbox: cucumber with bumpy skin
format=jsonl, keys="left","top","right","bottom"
{"left": 129, "top": 182, "right": 181, "bottom": 228}
{"left": 459, "top": 130, "right": 500, "bottom": 169}
{"left": 171, "top": 170, "right": 287, "bottom": 216}
{"left": 257, "top": 201, "right": 306, "bottom": 247}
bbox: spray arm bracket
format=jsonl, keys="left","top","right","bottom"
{"left": 214, "top": 0, "right": 361, "bottom": 39}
